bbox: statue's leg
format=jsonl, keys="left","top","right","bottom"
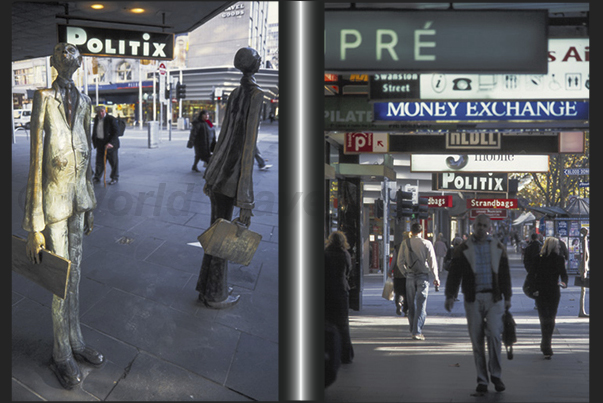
{"left": 44, "top": 219, "right": 74, "bottom": 362}
{"left": 196, "top": 191, "right": 235, "bottom": 303}
{"left": 66, "top": 212, "right": 85, "bottom": 352}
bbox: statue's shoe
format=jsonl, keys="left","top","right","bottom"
{"left": 73, "top": 346, "right": 106, "bottom": 368}
{"left": 50, "top": 356, "right": 82, "bottom": 390}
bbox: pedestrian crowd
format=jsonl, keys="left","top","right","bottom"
{"left": 324, "top": 214, "right": 587, "bottom": 394}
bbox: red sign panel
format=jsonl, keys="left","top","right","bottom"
{"left": 469, "top": 209, "right": 508, "bottom": 220}
{"left": 427, "top": 195, "right": 453, "bottom": 208}
{"left": 344, "top": 132, "right": 389, "bottom": 154}
{"left": 467, "top": 198, "right": 518, "bottom": 209}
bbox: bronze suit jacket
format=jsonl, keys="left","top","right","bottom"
{"left": 22, "top": 80, "right": 97, "bottom": 233}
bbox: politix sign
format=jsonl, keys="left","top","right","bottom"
{"left": 467, "top": 199, "right": 518, "bottom": 209}
{"left": 58, "top": 24, "right": 174, "bottom": 59}
{"left": 344, "top": 132, "right": 389, "bottom": 154}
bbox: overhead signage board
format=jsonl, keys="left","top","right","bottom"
{"left": 427, "top": 195, "right": 453, "bottom": 208}
{"left": 564, "top": 168, "right": 589, "bottom": 175}
{"left": 411, "top": 154, "right": 549, "bottom": 173}
{"left": 369, "top": 73, "right": 420, "bottom": 101}
{"left": 390, "top": 133, "right": 559, "bottom": 154}
{"left": 469, "top": 209, "right": 507, "bottom": 220}
{"left": 433, "top": 172, "right": 509, "bottom": 192}
{"left": 467, "top": 198, "right": 518, "bottom": 209}
{"left": 344, "top": 132, "right": 389, "bottom": 154}
{"left": 420, "top": 38, "right": 589, "bottom": 100}
{"left": 373, "top": 100, "right": 589, "bottom": 122}
{"left": 58, "top": 24, "right": 174, "bottom": 60}
{"left": 325, "top": 10, "right": 548, "bottom": 73}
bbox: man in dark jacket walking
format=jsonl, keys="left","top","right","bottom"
{"left": 92, "top": 106, "right": 120, "bottom": 185}
{"left": 445, "top": 214, "right": 512, "bottom": 394}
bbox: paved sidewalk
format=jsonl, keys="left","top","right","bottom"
{"left": 11, "top": 121, "right": 279, "bottom": 401}
{"left": 324, "top": 248, "right": 589, "bottom": 402}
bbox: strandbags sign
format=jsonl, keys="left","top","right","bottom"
{"left": 58, "top": 24, "right": 174, "bottom": 60}
{"left": 373, "top": 100, "right": 589, "bottom": 122}
{"left": 325, "top": 10, "right": 547, "bottom": 73}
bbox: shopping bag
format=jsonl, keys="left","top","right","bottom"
{"left": 382, "top": 278, "right": 394, "bottom": 301}
{"left": 198, "top": 218, "right": 262, "bottom": 266}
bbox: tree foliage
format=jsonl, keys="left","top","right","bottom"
{"left": 513, "top": 131, "right": 589, "bottom": 208}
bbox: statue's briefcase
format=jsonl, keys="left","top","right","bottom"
{"left": 12, "top": 235, "right": 71, "bottom": 299}
{"left": 198, "top": 219, "right": 262, "bottom": 266}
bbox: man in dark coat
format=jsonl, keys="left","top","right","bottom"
{"left": 445, "top": 214, "right": 512, "bottom": 394}
{"left": 92, "top": 105, "right": 120, "bottom": 185}
{"left": 196, "top": 47, "right": 264, "bottom": 309}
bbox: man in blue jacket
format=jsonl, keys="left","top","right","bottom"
{"left": 445, "top": 214, "right": 512, "bottom": 394}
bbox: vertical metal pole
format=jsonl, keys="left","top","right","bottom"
{"left": 179, "top": 68, "right": 183, "bottom": 119}
{"left": 139, "top": 62, "right": 143, "bottom": 129}
{"left": 153, "top": 69, "right": 157, "bottom": 121}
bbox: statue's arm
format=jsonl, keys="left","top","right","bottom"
{"left": 23, "top": 90, "right": 47, "bottom": 263}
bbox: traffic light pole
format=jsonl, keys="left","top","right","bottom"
{"left": 382, "top": 178, "right": 391, "bottom": 284}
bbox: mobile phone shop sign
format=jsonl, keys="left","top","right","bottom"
{"left": 374, "top": 101, "right": 589, "bottom": 122}
{"left": 325, "top": 10, "right": 547, "bottom": 73}
{"left": 58, "top": 25, "right": 174, "bottom": 60}
{"left": 411, "top": 154, "right": 549, "bottom": 173}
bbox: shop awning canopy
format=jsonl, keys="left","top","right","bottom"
{"left": 512, "top": 211, "right": 536, "bottom": 226}
{"left": 527, "top": 205, "right": 569, "bottom": 218}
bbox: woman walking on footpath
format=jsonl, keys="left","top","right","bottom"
{"left": 325, "top": 231, "right": 354, "bottom": 364}
{"left": 187, "top": 110, "right": 216, "bottom": 172}
{"left": 533, "top": 237, "right": 568, "bottom": 359}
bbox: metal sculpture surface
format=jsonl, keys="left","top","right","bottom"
{"left": 22, "top": 42, "right": 104, "bottom": 390}
{"left": 196, "top": 47, "right": 264, "bottom": 309}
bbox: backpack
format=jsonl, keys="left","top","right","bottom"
{"left": 405, "top": 238, "right": 427, "bottom": 274}
{"left": 116, "top": 117, "right": 126, "bottom": 136}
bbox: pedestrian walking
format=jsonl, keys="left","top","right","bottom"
{"left": 390, "top": 234, "right": 408, "bottom": 316}
{"left": 397, "top": 222, "right": 439, "bottom": 340}
{"left": 187, "top": 110, "right": 215, "bottom": 172}
{"left": 254, "top": 145, "right": 272, "bottom": 170}
{"left": 325, "top": 231, "right": 354, "bottom": 364}
{"left": 523, "top": 233, "right": 542, "bottom": 273}
{"left": 92, "top": 105, "right": 120, "bottom": 185}
{"left": 434, "top": 233, "right": 448, "bottom": 275}
{"left": 445, "top": 214, "right": 512, "bottom": 394}
{"left": 532, "top": 237, "right": 568, "bottom": 359}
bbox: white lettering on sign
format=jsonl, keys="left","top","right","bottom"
{"left": 468, "top": 199, "right": 517, "bottom": 209}
{"left": 447, "top": 133, "right": 500, "bottom": 149}
{"left": 385, "top": 101, "right": 579, "bottom": 118}
{"left": 441, "top": 173, "right": 505, "bottom": 191}
{"left": 332, "top": 21, "right": 437, "bottom": 62}
{"left": 66, "top": 26, "right": 167, "bottom": 58}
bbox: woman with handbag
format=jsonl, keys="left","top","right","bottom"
{"left": 325, "top": 231, "right": 354, "bottom": 364}
{"left": 533, "top": 237, "right": 568, "bottom": 359}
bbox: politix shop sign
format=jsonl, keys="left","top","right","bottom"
{"left": 433, "top": 172, "right": 508, "bottom": 192}
{"left": 411, "top": 154, "right": 549, "bottom": 173}
{"left": 467, "top": 199, "right": 518, "bottom": 209}
{"left": 58, "top": 25, "right": 174, "bottom": 59}
{"left": 344, "top": 132, "right": 389, "bottom": 154}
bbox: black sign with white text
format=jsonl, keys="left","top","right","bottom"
{"left": 58, "top": 24, "right": 174, "bottom": 60}
{"left": 369, "top": 73, "right": 420, "bottom": 101}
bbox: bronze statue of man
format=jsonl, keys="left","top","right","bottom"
{"left": 197, "top": 47, "right": 264, "bottom": 309}
{"left": 22, "top": 42, "right": 104, "bottom": 389}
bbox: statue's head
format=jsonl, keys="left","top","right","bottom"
{"left": 50, "top": 43, "right": 82, "bottom": 78}
{"left": 234, "top": 47, "right": 262, "bottom": 75}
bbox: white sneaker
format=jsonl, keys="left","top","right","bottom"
{"left": 260, "top": 164, "right": 272, "bottom": 171}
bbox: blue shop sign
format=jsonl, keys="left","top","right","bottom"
{"left": 373, "top": 100, "right": 589, "bottom": 122}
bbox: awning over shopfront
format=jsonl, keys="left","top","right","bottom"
{"left": 512, "top": 211, "right": 536, "bottom": 226}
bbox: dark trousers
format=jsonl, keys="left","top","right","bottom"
{"left": 536, "top": 291, "right": 560, "bottom": 353}
{"left": 325, "top": 291, "right": 354, "bottom": 364}
{"left": 196, "top": 191, "right": 235, "bottom": 302}
{"left": 94, "top": 147, "right": 119, "bottom": 180}
{"left": 394, "top": 277, "right": 408, "bottom": 313}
